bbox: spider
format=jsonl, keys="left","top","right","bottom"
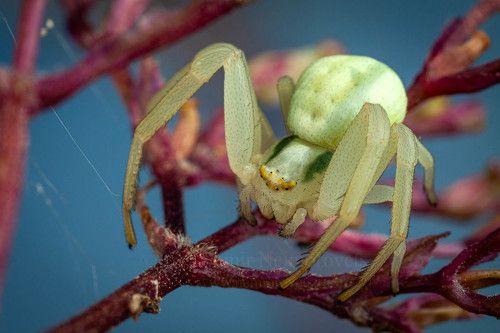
{"left": 121, "top": 43, "right": 437, "bottom": 301}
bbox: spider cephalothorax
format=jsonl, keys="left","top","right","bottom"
{"left": 122, "top": 43, "right": 436, "bottom": 301}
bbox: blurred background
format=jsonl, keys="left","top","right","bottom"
{"left": 0, "top": 0, "right": 499, "bottom": 332}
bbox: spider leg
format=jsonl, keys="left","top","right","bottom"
{"left": 338, "top": 124, "right": 418, "bottom": 301}
{"left": 277, "top": 75, "right": 295, "bottom": 129}
{"left": 279, "top": 207, "right": 307, "bottom": 237}
{"left": 239, "top": 184, "right": 256, "bottom": 226}
{"left": 416, "top": 140, "right": 437, "bottom": 206}
{"left": 122, "top": 43, "right": 275, "bottom": 247}
{"left": 364, "top": 185, "right": 394, "bottom": 204}
{"left": 280, "top": 103, "right": 391, "bottom": 289}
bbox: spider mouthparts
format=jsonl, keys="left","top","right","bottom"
{"left": 241, "top": 214, "right": 257, "bottom": 226}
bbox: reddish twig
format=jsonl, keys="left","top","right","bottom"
{"left": 47, "top": 246, "right": 190, "bottom": 333}
{"left": 0, "top": 0, "right": 47, "bottom": 299}
{"left": 369, "top": 294, "right": 478, "bottom": 333}
{"left": 34, "top": 0, "right": 251, "bottom": 112}
{"left": 405, "top": 99, "right": 485, "bottom": 137}
{"left": 45, "top": 207, "right": 500, "bottom": 333}
{"left": 409, "top": 59, "right": 500, "bottom": 107}
{"left": 401, "top": 228, "right": 500, "bottom": 316}
{"left": 407, "top": 0, "right": 500, "bottom": 109}
{"left": 61, "top": 0, "right": 150, "bottom": 48}
{"left": 410, "top": 162, "right": 500, "bottom": 220}
{"left": 59, "top": 0, "right": 95, "bottom": 46}
{"left": 101, "top": 0, "right": 151, "bottom": 44}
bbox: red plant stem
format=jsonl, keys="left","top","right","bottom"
{"left": 407, "top": 0, "right": 500, "bottom": 110}
{"left": 13, "top": 1, "right": 46, "bottom": 73}
{"left": 60, "top": 0, "right": 95, "bottom": 46}
{"left": 408, "top": 59, "right": 500, "bottom": 109}
{"left": 104, "top": 0, "right": 150, "bottom": 41}
{"left": 197, "top": 218, "right": 266, "bottom": 252}
{"left": 452, "top": 0, "right": 500, "bottom": 47}
{"left": 438, "top": 228, "right": 500, "bottom": 316}
{"left": 405, "top": 101, "right": 484, "bottom": 137}
{"left": 423, "top": 59, "right": 499, "bottom": 94}
{"left": 147, "top": 133, "right": 185, "bottom": 234}
{"left": 0, "top": 0, "right": 46, "bottom": 299}
{"left": 35, "top": 0, "right": 251, "bottom": 112}
{"left": 62, "top": 0, "right": 150, "bottom": 48}
{"left": 47, "top": 247, "right": 190, "bottom": 333}
{"left": 401, "top": 229, "right": 500, "bottom": 317}
{"left": 46, "top": 227, "right": 497, "bottom": 333}
{"left": 198, "top": 215, "right": 463, "bottom": 259}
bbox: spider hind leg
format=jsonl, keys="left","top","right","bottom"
{"left": 122, "top": 43, "right": 275, "bottom": 247}
{"left": 338, "top": 123, "right": 419, "bottom": 301}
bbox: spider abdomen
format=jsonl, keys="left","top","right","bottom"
{"left": 287, "top": 55, "right": 407, "bottom": 150}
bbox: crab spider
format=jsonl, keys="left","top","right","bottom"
{"left": 122, "top": 43, "right": 437, "bottom": 301}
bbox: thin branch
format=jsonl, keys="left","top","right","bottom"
{"left": 405, "top": 99, "right": 485, "bottom": 137}
{"left": 46, "top": 225, "right": 499, "bottom": 332}
{"left": 0, "top": 0, "right": 47, "bottom": 299}
{"left": 401, "top": 228, "right": 500, "bottom": 316}
{"left": 47, "top": 247, "right": 190, "bottom": 333}
{"left": 61, "top": 0, "right": 150, "bottom": 48}
{"left": 409, "top": 59, "right": 500, "bottom": 108}
{"left": 410, "top": 162, "right": 500, "bottom": 220}
{"left": 102, "top": 0, "right": 151, "bottom": 44}
{"left": 407, "top": 0, "right": 500, "bottom": 109}
{"left": 34, "top": 0, "right": 251, "bottom": 113}
{"left": 13, "top": 0, "right": 47, "bottom": 73}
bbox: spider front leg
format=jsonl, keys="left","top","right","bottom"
{"left": 122, "top": 43, "right": 274, "bottom": 247}
{"left": 280, "top": 103, "right": 391, "bottom": 289}
{"left": 277, "top": 75, "right": 295, "bottom": 129}
{"left": 239, "top": 182, "right": 256, "bottom": 225}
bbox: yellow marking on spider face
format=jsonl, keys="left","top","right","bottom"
{"left": 259, "top": 165, "right": 297, "bottom": 191}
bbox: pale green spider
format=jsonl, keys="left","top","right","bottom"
{"left": 122, "top": 43, "right": 437, "bottom": 301}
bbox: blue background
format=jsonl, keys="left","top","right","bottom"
{"left": 0, "top": 0, "right": 499, "bottom": 332}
